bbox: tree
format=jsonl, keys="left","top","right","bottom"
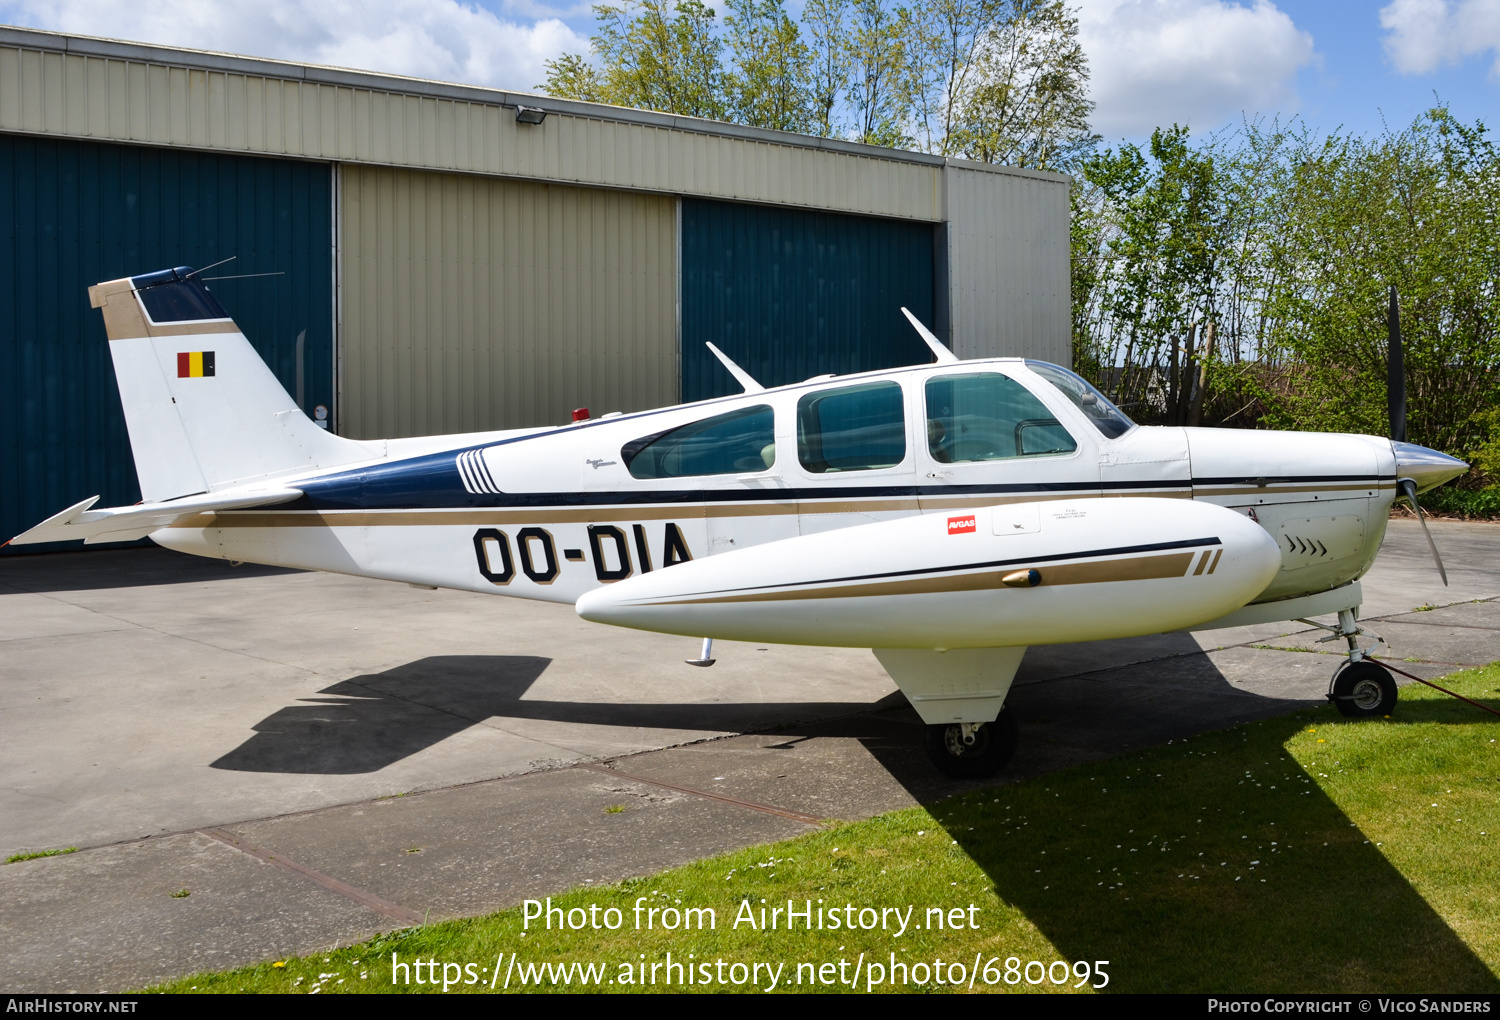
{"left": 540, "top": 53, "right": 607, "bottom": 103}
{"left": 1071, "top": 107, "right": 1500, "bottom": 465}
{"left": 1259, "top": 109, "right": 1500, "bottom": 455}
{"left": 541, "top": 0, "right": 1093, "bottom": 164}
{"left": 725, "top": 0, "right": 814, "bottom": 132}
{"left": 847, "top": 0, "right": 911, "bottom": 148}
{"left": 1073, "top": 126, "right": 1231, "bottom": 422}
{"left": 543, "top": 1, "right": 727, "bottom": 120}
{"left": 945, "top": 0, "right": 1092, "bottom": 168}
{"left": 802, "top": 0, "right": 852, "bottom": 137}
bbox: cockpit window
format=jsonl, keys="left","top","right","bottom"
{"left": 622, "top": 405, "right": 775, "bottom": 479}
{"left": 925, "top": 373, "right": 1077, "bottom": 462}
{"left": 1024, "top": 361, "right": 1135, "bottom": 439}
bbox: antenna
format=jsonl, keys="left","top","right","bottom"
{"left": 706, "top": 342, "right": 765, "bottom": 393}
{"left": 185, "top": 256, "right": 237, "bottom": 278}
{"left": 901, "top": 307, "right": 959, "bottom": 364}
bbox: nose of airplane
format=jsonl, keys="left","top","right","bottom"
{"left": 1392, "top": 440, "right": 1468, "bottom": 493}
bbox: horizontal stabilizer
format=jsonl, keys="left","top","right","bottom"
{"left": 7, "top": 488, "right": 302, "bottom": 547}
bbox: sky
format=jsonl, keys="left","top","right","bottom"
{"left": 0, "top": 0, "right": 1494, "bottom": 147}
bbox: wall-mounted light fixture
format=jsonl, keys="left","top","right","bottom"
{"left": 515, "top": 105, "right": 547, "bottom": 125}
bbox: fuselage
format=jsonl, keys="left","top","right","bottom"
{"left": 151, "top": 358, "right": 1400, "bottom": 611}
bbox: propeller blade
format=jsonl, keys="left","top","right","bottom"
{"left": 1399, "top": 478, "right": 1448, "bottom": 586}
{"left": 1388, "top": 286, "right": 1407, "bottom": 443}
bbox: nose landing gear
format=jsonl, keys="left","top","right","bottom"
{"left": 925, "top": 706, "right": 1019, "bottom": 778}
{"left": 1309, "top": 608, "right": 1398, "bottom": 718}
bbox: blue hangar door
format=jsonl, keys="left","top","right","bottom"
{"left": 679, "top": 199, "right": 938, "bottom": 403}
{"left": 0, "top": 135, "right": 333, "bottom": 550}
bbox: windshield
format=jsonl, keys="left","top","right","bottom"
{"left": 1024, "top": 361, "right": 1135, "bottom": 439}
{"left": 924, "top": 373, "right": 1077, "bottom": 462}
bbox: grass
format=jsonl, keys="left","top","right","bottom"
{"left": 5, "top": 847, "right": 76, "bottom": 863}
{"left": 152, "top": 663, "right": 1500, "bottom": 994}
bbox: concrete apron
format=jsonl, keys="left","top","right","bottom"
{"left": 1, "top": 519, "right": 1497, "bottom": 991}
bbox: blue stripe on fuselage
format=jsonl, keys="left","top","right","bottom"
{"left": 293, "top": 448, "right": 477, "bottom": 510}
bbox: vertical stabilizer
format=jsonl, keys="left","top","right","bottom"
{"left": 90, "top": 268, "right": 371, "bottom": 502}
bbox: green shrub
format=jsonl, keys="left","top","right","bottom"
{"left": 1420, "top": 485, "right": 1500, "bottom": 519}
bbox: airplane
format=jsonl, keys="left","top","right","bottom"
{"left": 8, "top": 266, "right": 1470, "bottom": 778}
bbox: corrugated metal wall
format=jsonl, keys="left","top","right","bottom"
{"left": 945, "top": 163, "right": 1071, "bottom": 365}
{"left": 0, "top": 35, "right": 944, "bottom": 224}
{"left": 680, "top": 199, "right": 937, "bottom": 402}
{"left": 0, "top": 134, "right": 332, "bottom": 549}
{"left": 339, "top": 165, "right": 677, "bottom": 438}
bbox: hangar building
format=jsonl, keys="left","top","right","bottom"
{"left": 0, "top": 25, "right": 1072, "bottom": 548}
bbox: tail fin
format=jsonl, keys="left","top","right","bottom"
{"left": 90, "top": 268, "right": 372, "bottom": 501}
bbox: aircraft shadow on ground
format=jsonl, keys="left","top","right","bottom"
{"left": 0, "top": 546, "right": 298, "bottom": 593}
{"left": 211, "top": 632, "right": 1313, "bottom": 782}
{"left": 210, "top": 654, "right": 886, "bottom": 774}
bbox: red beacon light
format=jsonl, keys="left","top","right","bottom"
{"left": 571, "top": 407, "right": 590, "bottom": 422}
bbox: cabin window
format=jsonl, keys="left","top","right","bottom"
{"left": 797, "top": 381, "right": 907, "bottom": 473}
{"left": 924, "top": 373, "right": 1078, "bottom": 462}
{"left": 1025, "top": 361, "right": 1135, "bottom": 439}
{"left": 622, "top": 405, "right": 776, "bottom": 479}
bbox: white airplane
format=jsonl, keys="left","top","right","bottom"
{"left": 9, "top": 267, "right": 1468, "bottom": 777}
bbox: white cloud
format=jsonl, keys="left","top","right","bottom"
{"left": 1075, "top": 0, "right": 1317, "bottom": 138}
{"left": 1380, "top": 0, "right": 1500, "bottom": 77}
{"left": 0, "top": 0, "right": 589, "bottom": 93}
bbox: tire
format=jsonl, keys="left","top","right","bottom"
{"left": 1330, "top": 661, "right": 1398, "bottom": 718}
{"left": 924, "top": 707, "right": 1019, "bottom": 779}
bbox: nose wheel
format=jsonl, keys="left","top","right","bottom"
{"left": 924, "top": 706, "right": 1019, "bottom": 778}
{"left": 1329, "top": 660, "right": 1398, "bottom": 718}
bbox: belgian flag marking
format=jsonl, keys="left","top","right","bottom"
{"left": 177, "top": 351, "right": 215, "bottom": 378}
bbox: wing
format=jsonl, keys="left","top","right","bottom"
{"left": 575, "top": 496, "right": 1282, "bottom": 649}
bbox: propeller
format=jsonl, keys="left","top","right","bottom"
{"left": 1388, "top": 285, "right": 1450, "bottom": 586}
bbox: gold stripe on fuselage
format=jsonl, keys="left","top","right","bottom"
{"left": 1191, "top": 481, "right": 1395, "bottom": 498}
{"left": 642, "top": 550, "right": 1199, "bottom": 606}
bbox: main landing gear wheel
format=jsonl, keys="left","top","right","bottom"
{"left": 1329, "top": 660, "right": 1398, "bottom": 718}
{"left": 925, "top": 707, "right": 1019, "bottom": 779}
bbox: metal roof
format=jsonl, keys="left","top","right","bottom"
{"left": 0, "top": 24, "right": 1065, "bottom": 184}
